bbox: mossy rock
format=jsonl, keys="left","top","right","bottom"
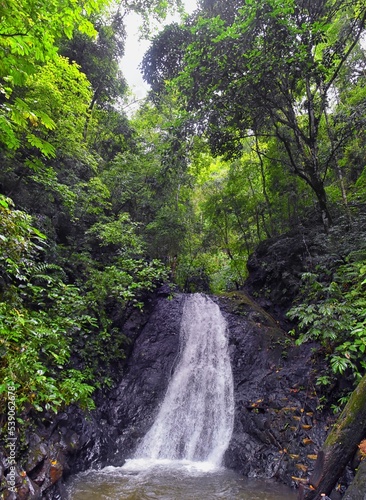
{"left": 219, "top": 291, "right": 286, "bottom": 331}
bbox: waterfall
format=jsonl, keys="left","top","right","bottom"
{"left": 134, "top": 293, "right": 234, "bottom": 466}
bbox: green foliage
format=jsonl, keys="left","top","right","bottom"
{"left": 288, "top": 257, "right": 366, "bottom": 382}
{"left": 145, "top": 0, "right": 366, "bottom": 228}
{"left": 0, "top": 0, "right": 109, "bottom": 153}
{"left": 85, "top": 259, "right": 167, "bottom": 317}
{"left": 60, "top": 10, "right": 127, "bottom": 111}
{"left": 0, "top": 300, "right": 96, "bottom": 413}
{"left": 24, "top": 56, "right": 92, "bottom": 155}
{"left": 0, "top": 196, "right": 44, "bottom": 280}
{"left": 87, "top": 213, "right": 144, "bottom": 252}
{"left": 0, "top": 195, "right": 96, "bottom": 413}
{"left": 0, "top": 191, "right": 169, "bottom": 414}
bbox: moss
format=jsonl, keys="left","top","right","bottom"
{"left": 325, "top": 374, "right": 366, "bottom": 448}
{"left": 219, "top": 291, "right": 282, "bottom": 329}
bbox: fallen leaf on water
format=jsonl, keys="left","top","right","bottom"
{"left": 302, "top": 424, "right": 312, "bottom": 430}
{"left": 307, "top": 454, "right": 318, "bottom": 460}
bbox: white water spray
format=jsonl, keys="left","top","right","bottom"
{"left": 134, "top": 293, "right": 234, "bottom": 466}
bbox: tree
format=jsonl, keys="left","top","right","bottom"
{"left": 301, "top": 372, "right": 366, "bottom": 499}
{"left": 143, "top": 0, "right": 366, "bottom": 229}
{"left": 60, "top": 10, "right": 128, "bottom": 115}
{"left": 142, "top": 22, "right": 193, "bottom": 101}
{"left": 0, "top": 0, "right": 109, "bottom": 153}
{"left": 0, "top": 195, "right": 96, "bottom": 413}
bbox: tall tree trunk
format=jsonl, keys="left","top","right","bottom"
{"left": 300, "top": 374, "right": 366, "bottom": 500}
{"left": 254, "top": 134, "right": 273, "bottom": 235}
{"left": 324, "top": 108, "right": 352, "bottom": 224}
{"left": 274, "top": 124, "right": 332, "bottom": 232}
{"left": 308, "top": 174, "right": 332, "bottom": 232}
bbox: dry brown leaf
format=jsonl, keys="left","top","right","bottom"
{"left": 303, "top": 438, "right": 313, "bottom": 445}
{"left": 358, "top": 439, "right": 366, "bottom": 456}
{"left": 291, "top": 476, "right": 308, "bottom": 483}
{"left": 296, "top": 464, "right": 308, "bottom": 472}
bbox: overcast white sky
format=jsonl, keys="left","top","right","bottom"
{"left": 121, "top": 0, "right": 197, "bottom": 103}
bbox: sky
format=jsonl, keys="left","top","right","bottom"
{"left": 120, "top": 0, "right": 197, "bottom": 106}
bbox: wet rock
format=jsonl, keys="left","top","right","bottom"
{"left": 215, "top": 293, "right": 331, "bottom": 487}
{"left": 244, "top": 226, "right": 325, "bottom": 326}
{"left": 60, "top": 292, "right": 331, "bottom": 491}
{"left": 25, "top": 440, "right": 48, "bottom": 474}
{"left": 49, "top": 461, "right": 63, "bottom": 485}
{"left": 15, "top": 474, "right": 41, "bottom": 500}
{"left": 2, "top": 467, "right": 41, "bottom": 500}
{"left": 106, "top": 293, "right": 185, "bottom": 465}
{"left": 343, "top": 459, "right": 366, "bottom": 500}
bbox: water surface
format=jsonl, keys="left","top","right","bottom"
{"left": 67, "top": 458, "right": 297, "bottom": 500}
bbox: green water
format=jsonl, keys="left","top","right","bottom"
{"left": 67, "top": 459, "right": 297, "bottom": 500}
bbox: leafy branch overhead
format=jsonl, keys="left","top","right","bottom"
{"left": 143, "top": 0, "right": 366, "bottom": 229}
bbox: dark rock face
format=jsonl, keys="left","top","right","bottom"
{"left": 0, "top": 290, "right": 333, "bottom": 498}
{"left": 216, "top": 293, "right": 331, "bottom": 487}
{"left": 99, "top": 293, "right": 186, "bottom": 466}
{"left": 72, "top": 290, "right": 332, "bottom": 490}
{"left": 244, "top": 225, "right": 326, "bottom": 327}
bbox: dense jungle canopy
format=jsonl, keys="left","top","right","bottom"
{"left": 1, "top": 0, "right": 366, "bottom": 453}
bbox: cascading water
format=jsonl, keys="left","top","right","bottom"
{"left": 68, "top": 293, "right": 297, "bottom": 499}
{"left": 134, "top": 293, "right": 235, "bottom": 466}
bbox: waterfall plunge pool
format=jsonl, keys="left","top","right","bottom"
{"left": 67, "top": 295, "right": 296, "bottom": 499}
{"left": 67, "top": 458, "right": 297, "bottom": 499}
